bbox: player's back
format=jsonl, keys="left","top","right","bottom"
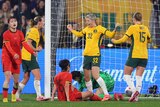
{"left": 54, "top": 72, "right": 72, "bottom": 101}
{"left": 127, "top": 24, "right": 150, "bottom": 59}
{"left": 54, "top": 72, "right": 72, "bottom": 85}
{"left": 22, "top": 28, "right": 40, "bottom": 60}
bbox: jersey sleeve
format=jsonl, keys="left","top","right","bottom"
{"left": 125, "top": 26, "right": 133, "bottom": 37}
{"left": 112, "top": 35, "right": 129, "bottom": 44}
{"left": 99, "top": 25, "right": 107, "bottom": 34}
{"left": 61, "top": 73, "right": 72, "bottom": 86}
{"left": 65, "top": 73, "right": 72, "bottom": 83}
{"left": 3, "top": 32, "right": 10, "bottom": 41}
{"left": 54, "top": 73, "right": 72, "bottom": 86}
{"left": 146, "top": 27, "right": 151, "bottom": 43}
{"left": 113, "top": 26, "right": 133, "bottom": 44}
{"left": 54, "top": 76, "right": 61, "bottom": 89}
{"left": 146, "top": 27, "right": 151, "bottom": 39}
{"left": 100, "top": 26, "right": 116, "bottom": 38}
{"left": 71, "top": 28, "right": 86, "bottom": 37}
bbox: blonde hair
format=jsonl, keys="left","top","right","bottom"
{"left": 85, "top": 13, "right": 97, "bottom": 20}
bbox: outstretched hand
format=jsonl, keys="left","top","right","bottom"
{"left": 67, "top": 24, "right": 73, "bottom": 31}
{"left": 111, "top": 38, "right": 116, "bottom": 43}
{"left": 36, "top": 46, "right": 43, "bottom": 52}
{"left": 51, "top": 97, "right": 54, "bottom": 101}
{"left": 13, "top": 53, "right": 19, "bottom": 60}
{"left": 113, "top": 23, "right": 121, "bottom": 31}
{"left": 115, "top": 23, "right": 121, "bottom": 28}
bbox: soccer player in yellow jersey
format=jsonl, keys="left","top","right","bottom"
{"left": 16, "top": 16, "right": 49, "bottom": 101}
{"left": 67, "top": 13, "right": 120, "bottom": 101}
{"left": 111, "top": 12, "right": 151, "bottom": 102}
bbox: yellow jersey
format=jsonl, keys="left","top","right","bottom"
{"left": 22, "top": 28, "right": 40, "bottom": 61}
{"left": 71, "top": 25, "right": 116, "bottom": 56}
{"left": 113, "top": 24, "right": 151, "bottom": 59}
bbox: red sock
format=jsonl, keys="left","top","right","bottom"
{"left": 3, "top": 88, "right": 8, "bottom": 98}
{"left": 90, "top": 94, "right": 102, "bottom": 101}
{"left": 12, "top": 87, "right": 18, "bottom": 94}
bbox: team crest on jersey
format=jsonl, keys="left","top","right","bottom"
{"left": 93, "top": 29, "right": 97, "bottom": 33}
{"left": 140, "top": 26, "right": 144, "bottom": 30}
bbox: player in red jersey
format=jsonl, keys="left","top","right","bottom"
{"left": 1, "top": 16, "right": 35, "bottom": 103}
{"left": 51, "top": 59, "right": 102, "bottom": 101}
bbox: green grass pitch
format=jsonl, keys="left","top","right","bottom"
{"left": 0, "top": 94, "right": 160, "bottom": 107}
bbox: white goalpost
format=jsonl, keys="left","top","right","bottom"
{"left": 44, "top": 0, "right": 51, "bottom": 98}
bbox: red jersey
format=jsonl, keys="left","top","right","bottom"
{"left": 54, "top": 71, "right": 82, "bottom": 101}
{"left": 54, "top": 71, "right": 81, "bottom": 101}
{"left": 2, "top": 30, "right": 25, "bottom": 63}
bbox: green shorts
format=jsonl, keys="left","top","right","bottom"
{"left": 83, "top": 56, "right": 101, "bottom": 70}
{"left": 22, "top": 59, "right": 40, "bottom": 72}
{"left": 125, "top": 58, "right": 148, "bottom": 68}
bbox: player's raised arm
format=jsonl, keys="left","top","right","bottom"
{"left": 147, "top": 28, "right": 152, "bottom": 43}
{"left": 111, "top": 24, "right": 132, "bottom": 44}
{"left": 147, "top": 37, "right": 152, "bottom": 43}
{"left": 111, "top": 35, "right": 129, "bottom": 44}
{"left": 104, "top": 23, "right": 120, "bottom": 38}
{"left": 67, "top": 24, "right": 84, "bottom": 37}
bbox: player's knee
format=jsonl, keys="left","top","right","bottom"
{"left": 34, "top": 76, "right": 41, "bottom": 80}
{"left": 5, "top": 73, "right": 12, "bottom": 80}
{"left": 13, "top": 82, "right": 18, "bottom": 88}
{"left": 33, "top": 71, "right": 41, "bottom": 80}
{"left": 3, "top": 81, "right": 9, "bottom": 88}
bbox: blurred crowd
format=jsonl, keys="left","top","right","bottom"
{"left": 0, "top": 0, "right": 45, "bottom": 48}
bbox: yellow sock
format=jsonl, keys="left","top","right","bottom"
{"left": 11, "top": 93, "right": 16, "bottom": 102}
{"left": 3, "top": 98, "right": 8, "bottom": 103}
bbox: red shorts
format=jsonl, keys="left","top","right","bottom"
{"left": 2, "top": 56, "right": 20, "bottom": 74}
{"left": 70, "top": 88, "right": 82, "bottom": 101}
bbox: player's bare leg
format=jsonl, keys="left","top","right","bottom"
{"left": 92, "top": 66, "right": 111, "bottom": 101}
{"left": 32, "top": 69, "right": 42, "bottom": 101}
{"left": 136, "top": 66, "right": 144, "bottom": 93}
{"left": 16, "top": 72, "right": 30, "bottom": 101}
{"left": 81, "top": 91, "right": 102, "bottom": 101}
{"left": 32, "top": 69, "right": 49, "bottom": 101}
{"left": 84, "top": 69, "right": 93, "bottom": 92}
{"left": 2, "top": 71, "right": 11, "bottom": 103}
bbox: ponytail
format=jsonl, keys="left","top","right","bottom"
{"left": 30, "top": 16, "right": 42, "bottom": 27}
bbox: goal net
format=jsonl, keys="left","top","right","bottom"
{"left": 47, "top": 0, "right": 160, "bottom": 97}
